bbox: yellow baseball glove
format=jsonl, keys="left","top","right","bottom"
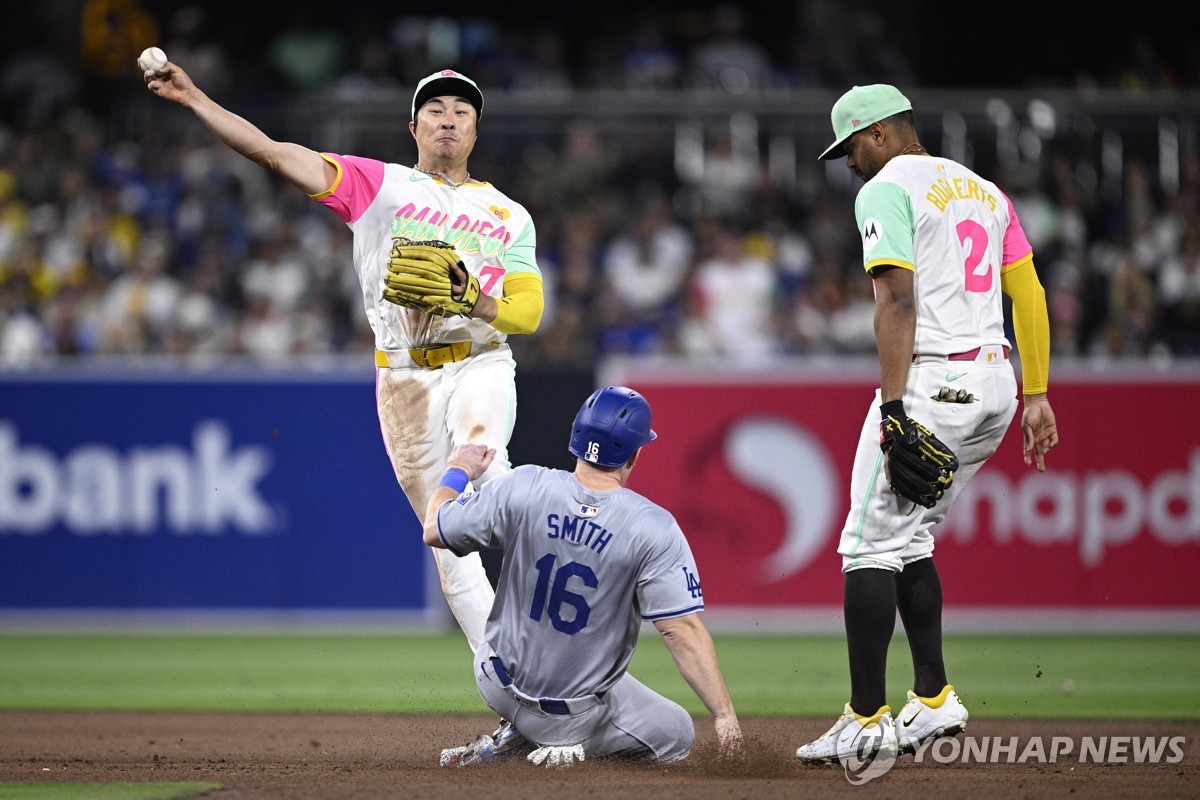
{"left": 381, "top": 238, "right": 480, "bottom": 318}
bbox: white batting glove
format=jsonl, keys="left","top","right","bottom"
{"left": 527, "top": 744, "right": 585, "bottom": 767}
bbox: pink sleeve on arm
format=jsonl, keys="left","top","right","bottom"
{"left": 1000, "top": 192, "right": 1034, "bottom": 268}
{"left": 310, "top": 153, "right": 386, "bottom": 223}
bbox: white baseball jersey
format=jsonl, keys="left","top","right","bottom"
{"left": 855, "top": 154, "right": 1033, "bottom": 355}
{"left": 436, "top": 465, "right": 705, "bottom": 700}
{"left": 312, "top": 155, "right": 540, "bottom": 349}
{"left": 310, "top": 155, "right": 538, "bottom": 654}
{"left": 839, "top": 153, "right": 1032, "bottom": 572}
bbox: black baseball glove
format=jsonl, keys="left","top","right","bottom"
{"left": 879, "top": 400, "right": 959, "bottom": 509}
{"left": 381, "top": 238, "right": 480, "bottom": 318}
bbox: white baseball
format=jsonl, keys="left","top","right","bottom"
{"left": 138, "top": 47, "right": 168, "bottom": 72}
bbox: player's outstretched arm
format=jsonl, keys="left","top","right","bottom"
{"left": 144, "top": 62, "right": 334, "bottom": 196}
{"left": 654, "top": 614, "right": 744, "bottom": 758}
{"left": 421, "top": 444, "right": 496, "bottom": 547}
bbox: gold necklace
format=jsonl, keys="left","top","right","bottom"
{"left": 413, "top": 164, "right": 470, "bottom": 188}
{"left": 899, "top": 143, "right": 927, "bottom": 156}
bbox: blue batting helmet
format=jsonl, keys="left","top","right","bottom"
{"left": 568, "top": 386, "right": 658, "bottom": 468}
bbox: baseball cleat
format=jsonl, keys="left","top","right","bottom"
{"left": 439, "top": 719, "right": 528, "bottom": 767}
{"left": 895, "top": 684, "right": 968, "bottom": 754}
{"left": 795, "top": 703, "right": 898, "bottom": 763}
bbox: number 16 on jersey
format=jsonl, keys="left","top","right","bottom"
{"left": 529, "top": 553, "right": 597, "bottom": 635}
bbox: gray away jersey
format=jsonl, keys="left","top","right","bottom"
{"left": 436, "top": 465, "right": 705, "bottom": 699}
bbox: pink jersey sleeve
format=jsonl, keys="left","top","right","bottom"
{"left": 1000, "top": 191, "right": 1034, "bottom": 268}
{"left": 310, "top": 153, "right": 386, "bottom": 224}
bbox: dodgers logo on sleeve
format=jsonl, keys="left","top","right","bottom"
{"left": 681, "top": 566, "right": 703, "bottom": 599}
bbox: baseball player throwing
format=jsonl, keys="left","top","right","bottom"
{"left": 424, "top": 387, "right": 743, "bottom": 766}
{"left": 144, "top": 64, "right": 543, "bottom": 657}
{"left": 795, "top": 85, "right": 1060, "bottom": 763}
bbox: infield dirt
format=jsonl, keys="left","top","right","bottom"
{"left": 1, "top": 712, "right": 1195, "bottom": 799}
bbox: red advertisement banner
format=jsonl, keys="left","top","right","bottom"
{"left": 613, "top": 367, "right": 1200, "bottom": 610}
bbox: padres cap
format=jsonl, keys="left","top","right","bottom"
{"left": 411, "top": 69, "right": 484, "bottom": 120}
{"left": 819, "top": 84, "right": 912, "bottom": 161}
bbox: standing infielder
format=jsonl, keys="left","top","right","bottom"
{"left": 144, "top": 65, "right": 542, "bottom": 659}
{"left": 795, "top": 85, "right": 1060, "bottom": 762}
{"left": 423, "top": 387, "right": 743, "bottom": 766}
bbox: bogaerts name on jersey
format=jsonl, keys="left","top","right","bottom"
{"left": 925, "top": 176, "right": 998, "bottom": 213}
{"left": 546, "top": 514, "right": 613, "bottom": 554}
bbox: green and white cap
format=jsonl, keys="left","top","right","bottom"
{"left": 819, "top": 84, "right": 912, "bottom": 160}
{"left": 411, "top": 69, "right": 484, "bottom": 120}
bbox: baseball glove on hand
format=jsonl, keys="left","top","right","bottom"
{"left": 381, "top": 238, "right": 480, "bottom": 318}
{"left": 879, "top": 401, "right": 959, "bottom": 509}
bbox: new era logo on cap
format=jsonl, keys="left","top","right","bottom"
{"left": 411, "top": 69, "right": 485, "bottom": 120}
{"left": 819, "top": 84, "right": 912, "bottom": 161}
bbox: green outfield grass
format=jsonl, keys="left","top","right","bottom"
{"left": 1, "top": 633, "right": 1196, "bottom": 719}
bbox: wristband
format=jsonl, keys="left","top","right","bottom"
{"left": 880, "top": 400, "right": 906, "bottom": 420}
{"left": 438, "top": 468, "right": 469, "bottom": 493}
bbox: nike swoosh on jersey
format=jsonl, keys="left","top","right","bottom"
{"left": 945, "top": 371, "right": 968, "bottom": 382}
{"left": 410, "top": 173, "right": 429, "bottom": 182}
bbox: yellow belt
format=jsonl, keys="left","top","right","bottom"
{"left": 375, "top": 342, "right": 498, "bottom": 370}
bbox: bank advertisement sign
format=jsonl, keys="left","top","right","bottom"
{"left": 0, "top": 373, "right": 427, "bottom": 611}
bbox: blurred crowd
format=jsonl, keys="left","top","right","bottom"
{"left": 1, "top": 3, "right": 1199, "bottom": 369}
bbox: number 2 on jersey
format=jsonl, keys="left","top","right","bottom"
{"left": 957, "top": 220, "right": 992, "bottom": 293}
{"left": 530, "top": 553, "right": 597, "bottom": 635}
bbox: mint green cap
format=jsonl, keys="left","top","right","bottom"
{"left": 819, "top": 84, "right": 912, "bottom": 160}
{"left": 411, "top": 69, "right": 484, "bottom": 121}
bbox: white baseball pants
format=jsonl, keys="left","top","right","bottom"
{"left": 376, "top": 344, "right": 517, "bottom": 651}
{"left": 839, "top": 348, "right": 1018, "bottom": 572}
